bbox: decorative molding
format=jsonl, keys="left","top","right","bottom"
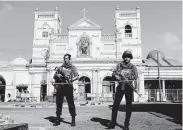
{"left": 79, "top": 72, "right": 92, "bottom": 80}
{"left": 119, "top": 13, "right": 137, "bottom": 17}
{"left": 70, "top": 35, "right": 78, "bottom": 38}
{"left": 101, "top": 52, "right": 120, "bottom": 55}
{"left": 101, "top": 34, "right": 115, "bottom": 41}
{"left": 33, "top": 45, "right": 49, "bottom": 48}
{"left": 116, "top": 18, "right": 139, "bottom": 20}
{"left": 68, "top": 17, "right": 103, "bottom": 30}
{"left": 47, "top": 59, "right": 120, "bottom": 64}
{"left": 92, "top": 35, "right": 99, "bottom": 38}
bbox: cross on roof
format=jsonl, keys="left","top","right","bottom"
{"left": 81, "top": 8, "right": 88, "bottom": 18}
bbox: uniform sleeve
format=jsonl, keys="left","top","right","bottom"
{"left": 72, "top": 66, "right": 79, "bottom": 77}
{"left": 112, "top": 63, "right": 120, "bottom": 77}
{"left": 132, "top": 65, "right": 138, "bottom": 80}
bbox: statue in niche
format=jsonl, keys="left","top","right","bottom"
{"left": 79, "top": 37, "right": 90, "bottom": 56}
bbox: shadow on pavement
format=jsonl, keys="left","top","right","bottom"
{"left": 109, "top": 103, "right": 182, "bottom": 125}
{"left": 44, "top": 116, "right": 71, "bottom": 125}
{"left": 90, "top": 117, "right": 124, "bottom": 129}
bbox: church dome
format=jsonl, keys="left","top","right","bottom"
{"left": 146, "top": 50, "right": 165, "bottom": 59}
{"left": 12, "top": 57, "right": 28, "bottom": 66}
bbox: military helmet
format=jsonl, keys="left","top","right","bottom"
{"left": 122, "top": 50, "right": 133, "bottom": 59}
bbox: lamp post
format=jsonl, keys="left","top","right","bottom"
{"left": 41, "top": 49, "right": 50, "bottom": 98}
{"left": 157, "top": 51, "right": 162, "bottom": 102}
{"left": 41, "top": 49, "right": 49, "bottom": 71}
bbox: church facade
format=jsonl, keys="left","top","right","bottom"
{"left": 0, "top": 6, "right": 182, "bottom": 102}
{"left": 30, "top": 6, "right": 144, "bottom": 102}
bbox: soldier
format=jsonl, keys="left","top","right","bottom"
{"left": 107, "top": 50, "right": 138, "bottom": 130}
{"left": 53, "top": 53, "right": 79, "bottom": 126}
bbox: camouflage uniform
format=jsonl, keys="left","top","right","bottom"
{"left": 53, "top": 63, "right": 78, "bottom": 126}
{"left": 110, "top": 61, "right": 138, "bottom": 128}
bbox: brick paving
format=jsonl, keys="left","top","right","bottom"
{"left": 0, "top": 102, "right": 182, "bottom": 130}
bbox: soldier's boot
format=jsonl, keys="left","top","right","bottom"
{"left": 124, "top": 120, "right": 130, "bottom": 130}
{"left": 53, "top": 111, "right": 61, "bottom": 126}
{"left": 71, "top": 116, "right": 76, "bottom": 127}
{"left": 107, "top": 122, "right": 115, "bottom": 129}
{"left": 124, "top": 125, "right": 129, "bottom": 130}
{"left": 53, "top": 118, "right": 60, "bottom": 126}
{"left": 107, "top": 106, "right": 117, "bottom": 129}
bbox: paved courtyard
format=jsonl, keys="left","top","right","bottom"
{"left": 0, "top": 102, "right": 182, "bottom": 130}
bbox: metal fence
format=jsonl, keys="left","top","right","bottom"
{"left": 145, "top": 89, "right": 182, "bottom": 102}
{"left": 0, "top": 88, "right": 182, "bottom": 103}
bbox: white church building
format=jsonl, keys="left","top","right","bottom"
{"left": 0, "top": 6, "right": 182, "bottom": 102}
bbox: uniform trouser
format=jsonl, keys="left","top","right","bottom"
{"left": 111, "top": 85, "right": 133, "bottom": 126}
{"left": 56, "top": 84, "right": 76, "bottom": 119}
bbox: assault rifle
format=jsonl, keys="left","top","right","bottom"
{"left": 54, "top": 67, "right": 70, "bottom": 83}
{"left": 118, "top": 71, "right": 142, "bottom": 97}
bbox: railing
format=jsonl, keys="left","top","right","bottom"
{"left": 125, "top": 33, "right": 132, "bottom": 38}
{"left": 145, "top": 89, "right": 182, "bottom": 102}
{"left": 166, "top": 89, "right": 182, "bottom": 102}
{"left": 0, "top": 82, "right": 182, "bottom": 103}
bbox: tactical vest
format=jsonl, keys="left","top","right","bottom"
{"left": 118, "top": 62, "right": 136, "bottom": 80}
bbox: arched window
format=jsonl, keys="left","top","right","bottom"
{"left": 125, "top": 25, "right": 132, "bottom": 38}
{"left": 42, "top": 31, "right": 48, "bottom": 38}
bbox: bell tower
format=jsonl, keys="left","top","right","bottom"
{"left": 115, "top": 6, "right": 142, "bottom": 63}
{"left": 32, "top": 7, "right": 61, "bottom": 64}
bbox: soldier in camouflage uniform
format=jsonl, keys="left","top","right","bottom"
{"left": 107, "top": 50, "right": 138, "bottom": 130}
{"left": 53, "top": 54, "right": 79, "bottom": 127}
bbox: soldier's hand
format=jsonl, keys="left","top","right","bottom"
{"left": 51, "top": 79, "right": 55, "bottom": 85}
{"left": 115, "top": 75, "right": 121, "bottom": 81}
{"left": 56, "top": 74, "right": 62, "bottom": 78}
{"left": 68, "top": 79, "right": 73, "bottom": 83}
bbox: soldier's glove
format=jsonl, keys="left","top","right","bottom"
{"left": 114, "top": 75, "right": 121, "bottom": 81}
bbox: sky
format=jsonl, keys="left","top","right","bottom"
{"left": 0, "top": 1, "right": 182, "bottom": 63}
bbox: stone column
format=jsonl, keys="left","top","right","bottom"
{"left": 12, "top": 72, "right": 16, "bottom": 100}
{"left": 47, "top": 68, "right": 53, "bottom": 96}
{"left": 138, "top": 71, "right": 146, "bottom": 102}
{"left": 162, "top": 80, "right": 166, "bottom": 101}
{"left": 92, "top": 68, "right": 98, "bottom": 102}
{"left": 97, "top": 68, "right": 101, "bottom": 102}
{"left": 30, "top": 72, "right": 35, "bottom": 100}
{"left": 116, "top": 30, "right": 122, "bottom": 59}
{"left": 33, "top": 73, "right": 41, "bottom": 102}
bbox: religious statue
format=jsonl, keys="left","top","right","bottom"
{"left": 79, "top": 37, "right": 90, "bottom": 55}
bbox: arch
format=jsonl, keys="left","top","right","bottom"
{"left": 101, "top": 72, "right": 112, "bottom": 81}
{"left": 41, "top": 22, "right": 51, "bottom": 29}
{"left": 125, "top": 25, "right": 132, "bottom": 33}
{"left": 102, "top": 76, "right": 116, "bottom": 94}
{"left": 79, "top": 72, "right": 92, "bottom": 80}
{"left": 0, "top": 75, "right": 6, "bottom": 102}
{"left": 123, "top": 22, "right": 133, "bottom": 28}
{"left": 78, "top": 76, "right": 91, "bottom": 100}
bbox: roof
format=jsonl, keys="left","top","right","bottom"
{"left": 144, "top": 50, "right": 182, "bottom": 67}
{"left": 146, "top": 50, "right": 165, "bottom": 59}
{"left": 68, "top": 17, "right": 102, "bottom": 30}
{"left": 11, "top": 57, "right": 28, "bottom": 66}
